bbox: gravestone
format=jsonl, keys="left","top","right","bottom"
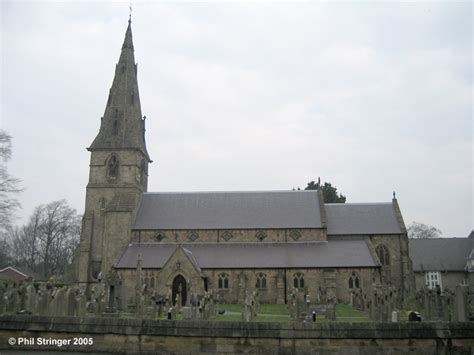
{"left": 105, "top": 267, "right": 121, "bottom": 313}
{"left": 25, "top": 283, "right": 36, "bottom": 313}
{"left": 35, "top": 284, "right": 48, "bottom": 315}
{"left": 66, "top": 287, "right": 77, "bottom": 316}
{"left": 391, "top": 310, "right": 399, "bottom": 323}
{"left": 454, "top": 285, "right": 468, "bottom": 322}
{"left": 76, "top": 288, "right": 87, "bottom": 317}
{"left": 325, "top": 299, "right": 336, "bottom": 321}
{"left": 182, "top": 306, "right": 198, "bottom": 320}
{"left": 18, "top": 283, "right": 27, "bottom": 311}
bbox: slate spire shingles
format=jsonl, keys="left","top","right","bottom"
{"left": 89, "top": 20, "right": 150, "bottom": 161}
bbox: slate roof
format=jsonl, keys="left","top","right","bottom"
{"left": 409, "top": 238, "right": 474, "bottom": 272}
{"left": 115, "top": 240, "right": 378, "bottom": 269}
{"left": 133, "top": 191, "right": 323, "bottom": 230}
{"left": 325, "top": 203, "right": 402, "bottom": 235}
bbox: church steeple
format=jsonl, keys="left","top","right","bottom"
{"left": 76, "top": 20, "right": 151, "bottom": 285}
{"left": 89, "top": 20, "right": 150, "bottom": 161}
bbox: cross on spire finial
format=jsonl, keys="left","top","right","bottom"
{"left": 129, "top": 3, "right": 132, "bottom": 24}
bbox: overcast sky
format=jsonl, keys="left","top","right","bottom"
{"left": 1, "top": 1, "right": 472, "bottom": 237}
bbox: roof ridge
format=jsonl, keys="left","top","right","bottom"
{"left": 142, "top": 190, "right": 317, "bottom": 195}
{"left": 325, "top": 202, "right": 392, "bottom": 206}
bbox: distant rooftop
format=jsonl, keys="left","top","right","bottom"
{"left": 409, "top": 237, "right": 474, "bottom": 272}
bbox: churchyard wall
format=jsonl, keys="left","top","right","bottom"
{"left": 0, "top": 315, "right": 472, "bottom": 355}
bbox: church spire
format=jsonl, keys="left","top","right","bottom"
{"left": 89, "top": 19, "right": 150, "bottom": 161}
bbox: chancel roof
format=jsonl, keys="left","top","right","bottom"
{"left": 115, "top": 240, "right": 377, "bottom": 269}
{"left": 325, "top": 203, "right": 402, "bottom": 235}
{"left": 133, "top": 191, "right": 323, "bottom": 230}
{"left": 409, "top": 237, "right": 474, "bottom": 272}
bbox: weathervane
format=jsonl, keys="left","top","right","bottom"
{"left": 129, "top": 3, "right": 132, "bottom": 23}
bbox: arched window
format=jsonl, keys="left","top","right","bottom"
{"left": 108, "top": 155, "right": 119, "bottom": 179}
{"left": 255, "top": 273, "right": 267, "bottom": 289}
{"left": 348, "top": 272, "right": 360, "bottom": 289}
{"left": 255, "top": 231, "right": 267, "bottom": 242}
{"left": 293, "top": 272, "right": 304, "bottom": 289}
{"left": 376, "top": 245, "right": 390, "bottom": 266}
{"left": 218, "top": 273, "right": 229, "bottom": 289}
{"left": 150, "top": 277, "right": 155, "bottom": 289}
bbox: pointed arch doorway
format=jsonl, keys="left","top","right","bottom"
{"left": 172, "top": 274, "right": 187, "bottom": 306}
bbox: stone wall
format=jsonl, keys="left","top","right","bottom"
{"left": 0, "top": 316, "right": 472, "bottom": 355}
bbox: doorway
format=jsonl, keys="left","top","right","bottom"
{"left": 172, "top": 274, "right": 187, "bottom": 306}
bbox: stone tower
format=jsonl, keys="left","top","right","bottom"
{"left": 76, "top": 20, "right": 150, "bottom": 285}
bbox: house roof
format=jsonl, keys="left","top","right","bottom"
{"left": 115, "top": 240, "right": 378, "bottom": 269}
{"left": 132, "top": 191, "right": 323, "bottom": 230}
{"left": 325, "top": 203, "right": 402, "bottom": 235}
{"left": 0, "top": 266, "right": 44, "bottom": 282}
{"left": 409, "top": 237, "right": 474, "bottom": 272}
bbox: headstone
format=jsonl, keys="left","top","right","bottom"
{"left": 242, "top": 290, "right": 253, "bottom": 322}
{"left": 182, "top": 306, "right": 197, "bottom": 320}
{"left": 434, "top": 285, "right": 443, "bottom": 320}
{"left": 66, "top": 287, "right": 77, "bottom": 316}
{"left": 391, "top": 310, "right": 399, "bottom": 323}
{"left": 325, "top": 299, "right": 336, "bottom": 321}
{"left": 105, "top": 266, "right": 121, "bottom": 313}
{"left": 454, "top": 285, "right": 468, "bottom": 322}
{"left": 424, "top": 289, "right": 432, "bottom": 321}
{"left": 18, "top": 283, "right": 27, "bottom": 311}
{"left": 76, "top": 288, "right": 87, "bottom": 317}
{"left": 25, "top": 283, "right": 36, "bottom": 313}
{"left": 86, "top": 288, "right": 99, "bottom": 316}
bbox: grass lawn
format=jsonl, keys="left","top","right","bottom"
{"left": 215, "top": 303, "right": 371, "bottom": 322}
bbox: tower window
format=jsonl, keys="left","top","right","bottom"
{"left": 108, "top": 155, "right": 119, "bottom": 179}
{"left": 376, "top": 245, "right": 390, "bottom": 266}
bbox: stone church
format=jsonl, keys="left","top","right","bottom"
{"left": 76, "top": 20, "right": 413, "bottom": 307}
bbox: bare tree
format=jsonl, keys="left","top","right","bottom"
{"left": 7, "top": 207, "right": 42, "bottom": 270}
{"left": 0, "top": 130, "right": 22, "bottom": 230}
{"left": 407, "top": 222, "right": 442, "bottom": 239}
{"left": 38, "top": 200, "right": 81, "bottom": 277}
{"left": 7, "top": 200, "right": 81, "bottom": 278}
